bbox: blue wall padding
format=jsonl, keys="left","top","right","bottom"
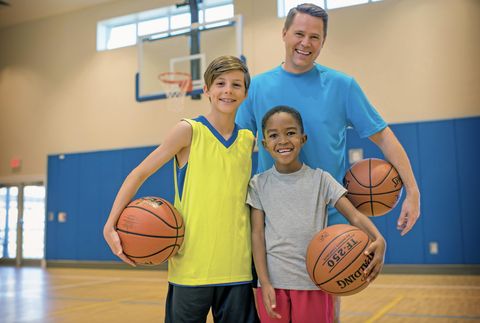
{"left": 46, "top": 153, "right": 81, "bottom": 260}
{"left": 46, "top": 146, "right": 174, "bottom": 262}
{"left": 454, "top": 118, "right": 480, "bottom": 263}
{"left": 46, "top": 116, "right": 480, "bottom": 264}
{"left": 417, "top": 120, "right": 463, "bottom": 264}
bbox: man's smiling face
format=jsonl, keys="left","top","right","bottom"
{"left": 282, "top": 12, "right": 325, "bottom": 74}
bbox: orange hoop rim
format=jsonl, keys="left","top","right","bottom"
{"left": 158, "top": 72, "right": 191, "bottom": 83}
{"left": 158, "top": 72, "right": 193, "bottom": 93}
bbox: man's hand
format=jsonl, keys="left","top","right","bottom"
{"left": 397, "top": 192, "right": 420, "bottom": 236}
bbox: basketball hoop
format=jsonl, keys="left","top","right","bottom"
{"left": 158, "top": 72, "right": 193, "bottom": 111}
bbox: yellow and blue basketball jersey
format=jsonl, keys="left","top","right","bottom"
{"left": 168, "top": 116, "right": 254, "bottom": 286}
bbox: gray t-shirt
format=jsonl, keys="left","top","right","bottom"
{"left": 247, "top": 164, "right": 347, "bottom": 290}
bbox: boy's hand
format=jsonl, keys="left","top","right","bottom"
{"left": 363, "top": 238, "right": 386, "bottom": 283}
{"left": 103, "top": 225, "right": 136, "bottom": 267}
{"left": 261, "top": 283, "right": 281, "bottom": 319}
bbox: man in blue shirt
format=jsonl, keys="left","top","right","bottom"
{"left": 236, "top": 3, "right": 420, "bottom": 235}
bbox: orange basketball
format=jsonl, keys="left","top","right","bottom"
{"left": 116, "top": 196, "right": 184, "bottom": 266}
{"left": 343, "top": 158, "right": 403, "bottom": 216}
{"left": 306, "top": 224, "right": 373, "bottom": 296}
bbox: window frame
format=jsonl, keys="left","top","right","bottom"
{"left": 277, "top": 0, "right": 383, "bottom": 18}
{"left": 97, "top": 1, "right": 234, "bottom": 51}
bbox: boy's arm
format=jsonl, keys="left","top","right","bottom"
{"left": 251, "top": 207, "right": 281, "bottom": 319}
{"left": 103, "top": 121, "right": 192, "bottom": 266}
{"left": 369, "top": 126, "right": 420, "bottom": 236}
{"left": 335, "top": 196, "right": 386, "bottom": 282}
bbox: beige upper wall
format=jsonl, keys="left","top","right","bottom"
{"left": 0, "top": 0, "right": 479, "bottom": 180}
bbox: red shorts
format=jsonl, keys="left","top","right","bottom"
{"left": 256, "top": 287, "right": 333, "bottom": 323}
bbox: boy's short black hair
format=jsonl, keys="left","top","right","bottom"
{"left": 261, "top": 106, "right": 304, "bottom": 135}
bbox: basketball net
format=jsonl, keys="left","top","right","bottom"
{"left": 158, "top": 72, "right": 193, "bottom": 112}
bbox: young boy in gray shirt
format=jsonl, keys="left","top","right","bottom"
{"left": 247, "top": 106, "right": 386, "bottom": 323}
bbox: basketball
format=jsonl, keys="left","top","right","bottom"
{"left": 306, "top": 224, "right": 373, "bottom": 296}
{"left": 343, "top": 158, "right": 403, "bottom": 216}
{"left": 116, "top": 196, "right": 184, "bottom": 266}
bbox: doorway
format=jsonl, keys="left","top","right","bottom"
{"left": 0, "top": 184, "right": 45, "bottom": 266}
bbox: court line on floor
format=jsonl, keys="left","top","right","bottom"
{"left": 49, "top": 274, "right": 167, "bottom": 283}
{"left": 50, "top": 278, "right": 123, "bottom": 290}
{"left": 47, "top": 295, "right": 146, "bottom": 317}
{"left": 365, "top": 294, "right": 404, "bottom": 323}
{"left": 1, "top": 278, "right": 122, "bottom": 298}
{"left": 47, "top": 299, "right": 127, "bottom": 317}
{"left": 388, "top": 313, "right": 480, "bottom": 320}
{"left": 342, "top": 311, "right": 480, "bottom": 321}
{"left": 371, "top": 284, "right": 480, "bottom": 290}
{"left": 48, "top": 294, "right": 164, "bottom": 306}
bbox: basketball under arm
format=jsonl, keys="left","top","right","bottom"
{"left": 369, "top": 127, "right": 421, "bottom": 235}
{"left": 368, "top": 127, "right": 419, "bottom": 197}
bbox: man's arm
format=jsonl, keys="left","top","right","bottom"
{"left": 369, "top": 126, "right": 421, "bottom": 236}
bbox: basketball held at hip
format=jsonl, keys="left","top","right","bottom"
{"left": 116, "top": 196, "right": 184, "bottom": 266}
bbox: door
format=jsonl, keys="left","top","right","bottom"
{"left": 0, "top": 184, "right": 45, "bottom": 266}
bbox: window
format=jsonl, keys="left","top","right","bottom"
{"left": 278, "top": 0, "right": 383, "bottom": 17}
{"left": 138, "top": 17, "right": 168, "bottom": 37}
{"left": 170, "top": 12, "right": 191, "bottom": 36}
{"left": 97, "top": 1, "right": 234, "bottom": 51}
{"left": 106, "top": 23, "right": 136, "bottom": 50}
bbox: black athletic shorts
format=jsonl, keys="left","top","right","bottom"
{"left": 165, "top": 283, "right": 259, "bottom": 323}
{"left": 251, "top": 260, "right": 258, "bottom": 288}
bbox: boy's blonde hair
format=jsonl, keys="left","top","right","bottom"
{"left": 204, "top": 55, "right": 250, "bottom": 92}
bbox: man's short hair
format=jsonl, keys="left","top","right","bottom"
{"left": 284, "top": 3, "right": 328, "bottom": 38}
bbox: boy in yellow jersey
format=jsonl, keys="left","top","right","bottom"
{"left": 103, "top": 56, "right": 258, "bottom": 323}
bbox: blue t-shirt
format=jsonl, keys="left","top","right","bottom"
{"left": 236, "top": 64, "right": 387, "bottom": 225}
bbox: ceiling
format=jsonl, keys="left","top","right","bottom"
{"left": 0, "top": 0, "right": 118, "bottom": 29}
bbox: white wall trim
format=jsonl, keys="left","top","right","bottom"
{"left": 0, "top": 174, "right": 45, "bottom": 185}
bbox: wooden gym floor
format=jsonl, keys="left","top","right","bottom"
{"left": 1, "top": 267, "right": 479, "bottom": 323}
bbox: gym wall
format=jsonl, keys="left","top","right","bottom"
{"left": 0, "top": 0, "right": 479, "bottom": 265}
